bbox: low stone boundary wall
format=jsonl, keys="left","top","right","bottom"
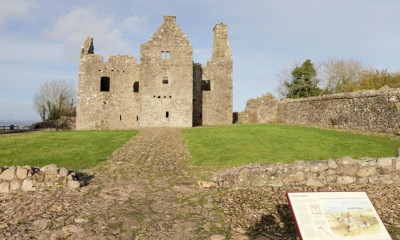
{"left": 238, "top": 88, "right": 400, "bottom": 134}
{"left": 0, "top": 164, "right": 82, "bottom": 193}
{"left": 209, "top": 156, "right": 400, "bottom": 189}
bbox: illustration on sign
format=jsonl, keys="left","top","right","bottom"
{"left": 286, "top": 192, "right": 392, "bottom": 240}
{"left": 320, "top": 198, "right": 381, "bottom": 237}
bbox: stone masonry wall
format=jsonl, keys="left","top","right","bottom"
{"left": 202, "top": 24, "right": 233, "bottom": 126}
{"left": 239, "top": 88, "right": 400, "bottom": 133}
{"left": 139, "top": 16, "right": 193, "bottom": 128}
{"left": 76, "top": 16, "right": 233, "bottom": 129}
{"left": 210, "top": 156, "right": 400, "bottom": 189}
{"left": 0, "top": 164, "right": 82, "bottom": 193}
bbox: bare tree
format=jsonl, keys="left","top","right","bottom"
{"left": 275, "top": 61, "right": 302, "bottom": 98}
{"left": 33, "top": 80, "right": 76, "bottom": 121}
{"left": 318, "top": 58, "right": 368, "bottom": 94}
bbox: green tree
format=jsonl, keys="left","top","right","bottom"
{"left": 357, "top": 69, "right": 400, "bottom": 90}
{"left": 285, "top": 59, "right": 321, "bottom": 98}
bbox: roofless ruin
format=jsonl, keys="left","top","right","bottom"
{"left": 76, "top": 16, "right": 232, "bottom": 130}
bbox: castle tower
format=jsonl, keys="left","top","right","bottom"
{"left": 201, "top": 23, "right": 233, "bottom": 125}
{"left": 139, "top": 16, "right": 193, "bottom": 127}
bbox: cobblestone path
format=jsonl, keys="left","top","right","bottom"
{"left": 0, "top": 128, "right": 232, "bottom": 239}
{"left": 1, "top": 128, "right": 399, "bottom": 239}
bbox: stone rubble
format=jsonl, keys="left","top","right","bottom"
{"left": 0, "top": 164, "right": 82, "bottom": 193}
{"left": 211, "top": 156, "right": 400, "bottom": 189}
{"left": 0, "top": 128, "right": 399, "bottom": 239}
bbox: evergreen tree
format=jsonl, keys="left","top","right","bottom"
{"left": 285, "top": 59, "right": 321, "bottom": 98}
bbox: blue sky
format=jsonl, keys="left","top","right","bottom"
{"left": 1, "top": 0, "right": 399, "bottom": 124}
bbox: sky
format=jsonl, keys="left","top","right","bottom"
{"left": 0, "top": 0, "right": 399, "bottom": 124}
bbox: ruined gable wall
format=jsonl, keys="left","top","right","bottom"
{"left": 239, "top": 88, "right": 400, "bottom": 133}
{"left": 76, "top": 38, "right": 140, "bottom": 130}
{"left": 139, "top": 16, "right": 193, "bottom": 128}
{"left": 238, "top": 93, "right": 279, "bottom": 123}
{"left": 202, "top": 24, "right": 233, "bottom": 125}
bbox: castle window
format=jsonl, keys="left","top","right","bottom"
{"left": 162, "top": 76, "right": 168, "bottom": 84}
{"left": 133, "top": 82, "right": 139, "bottom": 92}
{"left": 100, "top": 77, "right": 110, "bottom": 92}
{"left": 201, "top": 80, "right": 211, "bottom": 91}
{"left": 120, "top": 115, "right": 122, "bottom": 121}
{"left": 166, "top": 111, "right": 169, "bottom": 118}
{"left": 161, "top": 51, "right": 170, "bottom": 60}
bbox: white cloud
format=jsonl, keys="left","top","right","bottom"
{"left": 0, "top": 0, "right": 37, "bottom": 27}
{"left": 42, "top": 7, "right": 145, "bottom": 60}
{"left": 0, "top": 36, "right": 64, "bottom": 63}
{"left": 122, "top": 15, "right": 147, "bottom": 31}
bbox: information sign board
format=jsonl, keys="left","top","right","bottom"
{"left": 286, "top": 192, "right": 392, "bottom": 240}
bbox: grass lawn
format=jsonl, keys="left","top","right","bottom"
{"left": 0, "top": 130, "right": 138, "bottom": 170}
{"left": 182, "top": 123, "right": 400, "bottom": 167}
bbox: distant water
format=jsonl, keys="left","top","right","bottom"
{"left": 0, "top": 120, "right": 37, "bottom": 126}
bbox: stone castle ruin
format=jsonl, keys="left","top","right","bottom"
{"left": 76, "top": 16, "right": 232, "bottom": 130}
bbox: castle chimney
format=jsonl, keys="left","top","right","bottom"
{"left": 211, "top": 23, "right": 232, "bottom": 61}
{"left": 163, "top": 16, "right": 176, "bottom": 23}
{"left": 213, "top": 23, "right": 228, "bottom": 39}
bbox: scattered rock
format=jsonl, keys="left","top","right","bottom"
{"left": 210, "top": 234, "right": 226, "bottom": 240}
{"left": 61, "top": 225, "right": 85, "bottom": 235}
{"left": 68, "top": 180, "right": 81, "bottom": 189}
{"left": 74, "top": 218, "right": 86, "bottom": 224}
{"left": 0, "top": 167, "right": 16, "bottom": 181}
{"left": 0, "top": 182, "right": 10, "bottom": 193}
{"left": 396, "top": 159, "right": 400, "bottom": 171}
{"left": 16, "top": 167, "right": 28, "bottom": 180}
{"left": 377, "top": 158, "right": 393, "bottom": 167}
{"left": 357, "top": 167, "right": 376, "bottom": 177}
{"left": 328, "top": 158, "right": 338, "bottom": 169}
{"left": 198, "top": 181, "right": 216, "bottom": 189}
{"left": 21, "top": 179, "right": 34, "bottom": 191}
{"left": 9, "top": 180, "right": 20, "bottom": 191}
{"left": 310, "top": 161, "right": 329, "bottom": 173}
{"left": 306, "top": 178, "right": 324, "bottom": 187}
{"left": 31, "top": 219, "right": 50, "bottom": 231}
{"left": 59, "top": 167, "right": 69, "bottom": 177}
{"left": 337, "top": 176, "right": 355, "bottom": 184}
{"left": 49, "top": 204, "right": 63, "bottom": 213}
{"left": 41, "top": 164, "right": 58, "bottom": 175}
{"left": 287, "top": 171, "right": 305, "bottom": 182}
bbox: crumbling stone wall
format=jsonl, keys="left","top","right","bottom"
{"left": 76, "top": 16, "right": 233, "bottom": 130}
{"left": 0, "top": 164, "right": 82, "bottom": 193}
{"left": 238, "top": 93, "right": 279, "bottom": 123}
{"left": 239, "top": 88, "right": 400, "bottom": 133}
{"left": 210, "top": 156, "right": 400, "bottom": 189}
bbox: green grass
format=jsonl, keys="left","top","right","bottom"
{"left": 182, "top": 124, "right": 400, "bottom": 167}
{"left": 0, "top": 130, "right": 138, "bottom": 170}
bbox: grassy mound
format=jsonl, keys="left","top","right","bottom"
{"left": 0, "top": 130, "right": 138, "bottom": 169}
{"left": 182, "top": 124, "right": 400, "bottom": 167}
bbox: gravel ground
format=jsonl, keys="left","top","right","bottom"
{"left": 0, "top": 128, "right": 399, "bottom": 239}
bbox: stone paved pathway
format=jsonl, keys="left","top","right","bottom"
{"left": 0, "top": 128, "right": 232, "bottom": 239}
{"left": 1, "top": 128, "right": 399, "bottom": 239}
